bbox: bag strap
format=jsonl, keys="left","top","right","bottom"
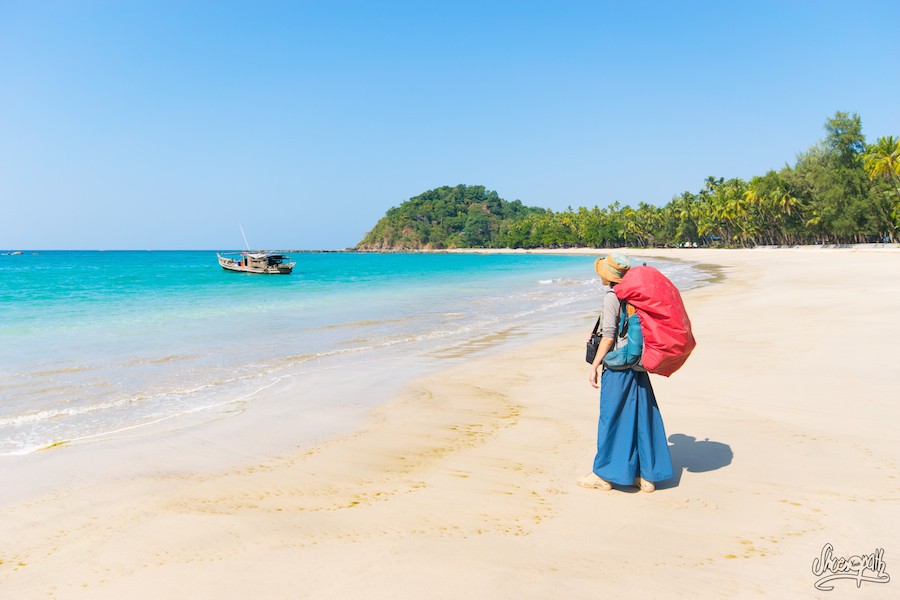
{"left": 595, "top": 289, "right": 629, "bottom": 337}
{"left": 618, "top": 300, "right": 629, "bottom": 337}
{"left": 593, "top": 288, "right": 616, "bottom": 335}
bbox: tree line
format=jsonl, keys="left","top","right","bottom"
{"left": 357, "top": 112, "right": 900, "bottom": 250}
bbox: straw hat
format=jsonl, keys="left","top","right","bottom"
{"left": 594, "top": 253, "right": 631, "bottom": 283}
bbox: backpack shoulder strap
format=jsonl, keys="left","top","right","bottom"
{"left": 617, "top": 299, "right": 629, "bottom": 337}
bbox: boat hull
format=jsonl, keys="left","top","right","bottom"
{"left": 217, "top": 254, "right": 295, "bottom": 274}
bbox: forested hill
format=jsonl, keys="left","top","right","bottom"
{"left": 357, "top": 113, "right": 900, "bottom": 249}
{"left": 356, "top": 185, "right": 546, "bottom": 250}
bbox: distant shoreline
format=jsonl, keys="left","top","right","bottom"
{"left": 5, "top": 243, "right": 898, "bottom": 254}
{"left": 353, "top": 243, "right": 900, "bottom": 255}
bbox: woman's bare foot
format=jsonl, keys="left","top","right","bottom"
{"left": 633, "top": 477, "right": 655, "bottom": 493}
{"left": 577, "top": 473, "right": 612, "bottom": 491}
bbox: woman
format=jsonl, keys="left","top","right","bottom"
{"left": 578, "top": 254, "right": 673, "bottom": 493}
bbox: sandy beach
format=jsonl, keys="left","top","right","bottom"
{"left": 2, "top": 247, "right": 899, "bottom": 598}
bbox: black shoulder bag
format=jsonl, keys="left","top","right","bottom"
{"left": 585, "top": 315, "right": 603, "bottom": 364}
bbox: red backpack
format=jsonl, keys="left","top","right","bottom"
{"left": 613, "top": 266, "right": 696, "bottom": 377}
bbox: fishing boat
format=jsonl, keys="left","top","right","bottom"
{"left": 217, "top": 251, "right": 295, "bottom": 274}
{"left": 217, "top": 224, "right": 295, "bottom": 274}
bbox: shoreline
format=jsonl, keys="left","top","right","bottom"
{"left": 0, "top": 251, "right": 707, "bottom": 462}
{"left": 0, "top": 251, "right": 605, "bottom": 459}
{"left": 1, "top": 248, "right": 898, "bottom": 597}
{"left": 352, "top": 242, "right": 900, "bottom": 254}
{"left": 8, "top": 242, "right": 898, "bottom": 253}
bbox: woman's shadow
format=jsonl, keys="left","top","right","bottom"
{"left": 657, "top": 433, "right": 733, "bottom": 490}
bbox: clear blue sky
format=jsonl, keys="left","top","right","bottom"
{"left": 1, "top": 0, "right": 897, "bottom": 250}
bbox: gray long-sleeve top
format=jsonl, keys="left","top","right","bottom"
{"left": 601, "top": 288, "right": 622, "bottom": 339}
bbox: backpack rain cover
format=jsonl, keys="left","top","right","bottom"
{"left": 613, "top": 266, "right": 696, "bottom": 376}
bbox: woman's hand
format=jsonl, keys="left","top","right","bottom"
{"left": 589, "top": 337, "right": 614, "bottom": 389}
{"left": 589, "top": 365, "right": 600, "bottom": 389}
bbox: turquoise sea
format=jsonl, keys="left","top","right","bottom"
{"left": 0, "top": 251, "right": 708, "bottom": 455}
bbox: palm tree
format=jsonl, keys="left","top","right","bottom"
{"left": 703, "top": 176, "right": 724, "bottom": 195}
{"left": 696, "top": 206, "right": 718, "bottom": 245}
{"left": 805, "top": 208, "right": 827, "bottom": 244}
{"left": 774, "top": 192, "right": 802, "bottom": 244}
{"left": 619, "top": 206, "right": 645, "bottom": 247}
{"left": 723, "top": 182, "right": 750, "bottom": 246}
{"left": 636, "top": 202, "right": 665, "bottom": 246}
{"left": 864, "top": 136, "right": 900, "bottom": 202}
{"left": 668, "top": 193, "right": 693, "bottom": 246}
{"left": 743, "top": 188, "right": 768, "bottom": 245}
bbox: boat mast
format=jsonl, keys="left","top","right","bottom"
{"left": 239, "top": 224, "right": 251, "bottom": 252}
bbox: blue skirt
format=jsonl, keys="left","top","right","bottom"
{"left": 593, "top": 368, "right": 673, "bottom": 485}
